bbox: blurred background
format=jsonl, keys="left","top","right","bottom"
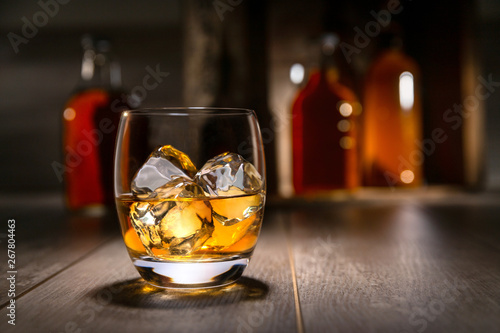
{"left": 0, "top": 0, "right": 499, "bottom": 202}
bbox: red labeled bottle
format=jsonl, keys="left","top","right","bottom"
{"left": 292, "top": 34, "right": 360, "bottom": 194}
{"left": 62, "top": 35, "right": 131, "bottom": 211}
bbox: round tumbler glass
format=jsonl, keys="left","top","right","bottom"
{"left": 114, "top": 108, "right": 266, "bottom": 288}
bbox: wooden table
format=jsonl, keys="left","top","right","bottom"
{"left": 1, "top": 191, "right": 500, "bottom": 333}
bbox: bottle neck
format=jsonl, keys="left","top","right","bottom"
{"left": 317, "top": 34, "right": 340, "bottom": 82}
{"left": 79, "top": 48, "right": 121, "bottom": 90}
{"left": 319, "top": 53, "right": 338, "bottom": 78}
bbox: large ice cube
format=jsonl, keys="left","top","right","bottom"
{"left": 129, "top": 200, "right": 214, "bottom": 257}
{"left": 129, "top": 201, "right": 169, "bottom": 256}
{"left": 131, "top": 145, "right": 198, "bottom": 199}
{"left": 203, "top": 213, "right": 259, "bottom": 250}
{"left": 203, "top": 193, "right": 264, "bottom": 250}
{"left": 159, "top": 200, "right": 214, "bottom": 255}
{"left": 211, "top": 193, "right": 264, "bottom": 226}
{"left": 129, "top": 179, "right": 214, "bottom": 257}
{"left": 155, "top": 177, "right": 206, "bottom": 199}
{"left": 195, "top": 152, "right": 264, "bottom": 226}
{"left": 195, "top": 152, "right": 263, "bottom": 197}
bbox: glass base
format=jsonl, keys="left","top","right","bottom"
{"left": 133, "top": 256, "right": 250, "bottom": 289}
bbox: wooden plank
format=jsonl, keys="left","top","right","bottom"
{"left": 288, "top": 201, "right": 500, "bottom": 333}
{"left": 0, "top": 204, "right": 114, "bottom": 306}
{"left": 0, "top": 209, "right": 297, "bottom": 333}
{"left": 423, "top": 200, "right": 500, "bottom": 252}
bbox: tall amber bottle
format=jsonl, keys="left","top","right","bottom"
{"left": 62, "top": 35, "right": 129, "bottom": 211}
{"left": 362, "top": 35, "right": 422, "bottom": 187}
{"left": 292, "top": 34, "right": 360, "bottom": 194}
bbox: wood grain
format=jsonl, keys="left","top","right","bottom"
{"left": 288, "top": 200, "right": 500, "bottom": 333}
{"left": 2, "top": 195, "right": 500, "bottom": 333}
{"left": 0, "top": 206, "right": 114, "bottom": 306}
{"left": 1, "top": 209, "right": 297, "bottom": 333}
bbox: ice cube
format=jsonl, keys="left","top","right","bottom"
{"left": 194, "top": 152, "right": 263, "bottom": 197}
{"left": 203, "top": 213, "right": 259, "bottom": 250}
{"left": 159, "top": 199, "right": 214, "bottom": 255}
{"left": 211, "top": 193, "right": 264, "bottom": 226}
{"left": 155, "top": 177, "right": 206, "bottom": 199}
{"left": 203, "top": 193, "right": 264, "bottom": 250}
{"left": 129, "top": 179, "right": 214, "bottom": 257}
{"left": 131, "top": 145, "right": 198, "bottom": 199}
{"left": 195, "top": 152, "right": 264, "bottom": 226}
{"left": 129, "top": 201, "right": 169, "bottom": 256}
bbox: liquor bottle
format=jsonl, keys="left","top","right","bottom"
{"left": 292, "top": 33, "right": 360, "bottom": 194}
{"left": 362, "top": 31, "right": 422, "bottom": 187}
{"left": 62, "top": 35, "right": 130, "bottom": 211}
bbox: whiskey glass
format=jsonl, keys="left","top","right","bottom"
{"left": 114, "top": 108, "right": 266, "bottom": 288}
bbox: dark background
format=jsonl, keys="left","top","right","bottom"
{"left": 0, "top": 0, "right": 499, "bottom": 197}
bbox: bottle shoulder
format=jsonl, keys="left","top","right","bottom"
{"left": 292, "top": 70, "right": 358, "bottom": 113}
{"left": 368, "top": 49, "right": 420, "bottom": 77}
{"left": 64, "top": 88, "right": 110, "bottom": 108}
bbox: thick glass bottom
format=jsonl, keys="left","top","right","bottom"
{"left": 133, "top": 256, "right": 250, "bottom": 289}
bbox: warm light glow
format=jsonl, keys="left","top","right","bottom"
{"left": 290, "top": 63, "right": 305, "bottom": 84}
{"left": 122, "top": 111, "right": 129, "bottom": 117}
{"left": 63, "top": 108, "right": 76, "bottom": 121}
{"left": 400, "top": 170, "right": 415, "bottom": 184}
{"left": 339, "top": 102, "right": 353, "bottom": 117}
{"left": 337, "top": 120, "right": 350, "bottom": 132}
{"left": 399, "top": 71, "right": 414, "bottom": 111}
{"left": 339, "top": 136, "right": 354, "bottom": 149}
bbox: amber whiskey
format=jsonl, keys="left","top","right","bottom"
{"left": 116, "top": 192, "right": 265, "bottom": 261}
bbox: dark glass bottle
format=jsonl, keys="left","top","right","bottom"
{"left": 362, "top": 33, "right": 422, "bottom": 187}
{"left": 292, "top": 34, "right": 360, "bottom": 194}
{"left": 62, "top": 35, "right": 130, "bottom": 211}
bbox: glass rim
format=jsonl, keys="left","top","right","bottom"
{"left": 122, "top": 107, "right": 256, "bottom": 117}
